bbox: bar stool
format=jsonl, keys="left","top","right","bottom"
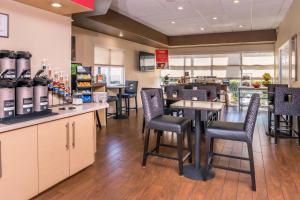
{"left": 182, "top": 89, "right": 214, "bottom": 130}
{"left": 274, "top": 87, "right": 300, "bottom": 145}
{"left": 122, "top": 80, "right": 138, "bottom": 116}
{"left": 140, "top": 89, "right": 192, "bottom": 175}
{"left": 267, "top": 84, "right": 288, "bottom": 135}
{"left": 204, "top": 94, "right": 260, "bottom": 191}
{"left": 141, "top": 88, "right": 172, "bottom": 134}
{"left": 106, "top": 96, "right": 119, "bottom": 120}
{"left": 165, "top": 85, "right": 184, "bottom": 116}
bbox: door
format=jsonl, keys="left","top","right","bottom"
{"left": 0, "top": 126, "right": 38, "bottom": 200}
{"left": 69, "top": 112, "right": 95, "bottom": 175}
{"left": 38, "top": 118, "right": 70, "bottom": 192}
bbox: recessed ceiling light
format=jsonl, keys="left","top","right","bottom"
{"left": 212, "top": 17, "right": 218, "bottom": 20}
{"left": 51, "top": 2, "right": 62, "bottom": 8}
{"left": 200, "top": 27, "right": 205, "bottom": 31}
{"left": 178, "top": 6, "right": 183, "bottom": 10}
{"left": 171, "top": 21, "right": 176, "bottom": 24}
{"left": 239, "top": 25, "right": 244, "bottom": 28}
{"left": 233, "top": 0, "right": 240, "bottom": 3}
{"left": 119, "top": 32, "right": 123, "bottom": 37}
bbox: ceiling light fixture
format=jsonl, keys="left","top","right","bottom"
{"left": 212, "top": 17, "right": 218, "bottom": 20}
{"left": 171, "top": 21, "right": 176, "bottom": 24}
{"left": 200, "top": 27, "right": 205, "bottom": 31}
{"left": 233, "top": 0, "right": 240, "bottom": 3}
{"left": 178, "top": 6, "right": 183, "bottom": 10}
{"left": 119, "top": 32, "right": 124, "bottom": 37}
{"left": 51, "top": 2, "right": 62, "bottom": 8}
{"left": 239, "top": 25, "right": 244, "bottom": 28}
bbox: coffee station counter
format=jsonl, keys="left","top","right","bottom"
{"left": 0, "top": 102, "right": 109, "bottom": 199}
{"left": 0, "top": 102, "right": 109, "bottom": 133}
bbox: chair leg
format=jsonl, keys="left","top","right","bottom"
{"left": 204, "top": 136, "right": 212, "bottom": 181}
{"left": 268, "top": 109, "right": 272, "bottom": 134}
{"left": 187, "top": 123, "right": 193, "bottom": 163}
{"left": 298, "top": 116, "right": 300, "bottom": 146}
{"left": 142, "top": 129, "right": 151, "bottom": 167}
{"left": 127, "top": 98, "right": 130, "bottom": 116}
{"left": 142, "top": 117, "right": 145, "bottom": 134}
{"left": 247, "top": 143, "right": 256, "bottom": 191}
{"left": 209, "top": 138, "right": 214, "bottom": 166}
{"left": 155, "top": 130, "right": 162, "bottom": 153}
{"left": 177, "top": 133, "right": 184, "bottom": 175}
{"left": 274, "top": 115, "right": 280, "bottom": 144}
{"left": 135, "top": 96, "right": 138, "bottom": 113}
{"left": 289, "top": 115, "right": 293, "bottom": 136}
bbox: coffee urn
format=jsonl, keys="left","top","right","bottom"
{"left": 0, "top": 70, "right": 16, "bottom": 120}
{"left": 16, "top": 70, "right": 33, "bottom": 115}
{"left": 16, "top": 51, "right": 32, "bottom": 79}
{"left": 0, "top": 50, "right": 16, "bottom": 79}
{"left": 33, "top": 70, "right": 49, "bottom": 112}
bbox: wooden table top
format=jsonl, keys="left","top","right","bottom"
{"left": 171, "top": 100, "right": 224, "bottom": 111}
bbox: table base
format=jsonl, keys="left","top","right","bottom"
{"left": 114, "top": 115, "right": 128, "bottom": 119}
{"left": 183, "top": 164, "right": 215, "bottom": 181}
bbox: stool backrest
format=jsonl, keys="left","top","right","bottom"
{"left": 141, "top": 87, "right": 164, "bottom": 106}
{"left": 166, "top": 85, "right": 184, "bottom": 98}
{"left": 125, "top": 80, "right": 138, "bottom": 94}
{"left": 267, "top": 84, "right": 288, "bottom": 103}
{"left": 140, "top": 89, "right": 164, "bottom": 123}
{"left": 244, "top": 94, "right": 260, "bottom": 142}
{"left": 274, "top": 87, "right": 300, "bottom": 116}
{"left": 196, "top": 85, "right": 217, "bottom": 99}
{"left": 182, "top": 89, "right": 208, "bottom": 101}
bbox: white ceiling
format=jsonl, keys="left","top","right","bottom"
{"left": 110, "top": 0, "right": 293, "bottom": 36}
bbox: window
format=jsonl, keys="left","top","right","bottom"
{"left": 242, "top": 52, "right": 274, "bottom": 66}
{"left": 97, "top": 66, "right": 125, "bottom": 85}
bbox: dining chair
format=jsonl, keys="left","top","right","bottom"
{"left": 141, "top": 87, "right": 172, "bottom": 133}
{"left": 182, "top": 89, "right": 214, "bottom": 130}
{"left": 204, "top": 94, "right": 260, "bottom": 191}
{"left": 274, "top": 87, "right": 300, "bottom": 145}
{"left": 140, "top": 89, "right": 192, "bottom": 175}
{"left": 165, "top": 84, "right": 184, "bottom": 116}
{"left": 267, "top": 84, "right": 289, "bottom": 134}
{"left": 122, "top": 80, "right": 138, "bottom": 116}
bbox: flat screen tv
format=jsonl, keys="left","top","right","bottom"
{"left": 139, "top": 52, "right": 155, "bottom": 72}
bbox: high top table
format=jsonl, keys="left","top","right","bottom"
{"left": 107, "top": 85, "right": 128, "bottom": 119}
{"left": 171, "top": 100, "right": 224, "bottom": 180}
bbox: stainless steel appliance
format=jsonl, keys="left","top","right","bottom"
{"left": 0, "top": 70, "right": 16, "bottom": 120}
{"left": 33, "top": 70, "right": 48, "bottom": 112}
{"left": 16, "top": 51, "right": 32, "bottom": 79}
{"left": 16, "top": 70, "right": 33, "bottom": 115}
{"left": 0, "top": 50, "right": 16, "bottom": 79}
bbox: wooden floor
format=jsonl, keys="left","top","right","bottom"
{"left": 35, "top": 107, "right": 300, "bottom": 200}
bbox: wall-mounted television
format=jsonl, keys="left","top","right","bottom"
{"left": 139, "top": 51, "right": 155, "bottom": 72}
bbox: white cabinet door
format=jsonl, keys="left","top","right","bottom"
{"left": 69, "top": 112, "right": 95, "bottom": 175}
{"left": 38, "top": 118, "right": 70, "bottom": 192}
{"left": 0, "top": 126, "right": 38, "bottom": 200}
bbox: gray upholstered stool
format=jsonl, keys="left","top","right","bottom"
{"left": 140, "top": 89, "right": 192, "bottom": 175}
{"left": 204, "top": 94, "right": 260, "bottom": 191}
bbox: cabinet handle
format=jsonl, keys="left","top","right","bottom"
{"left": 65, "top": 122, "right": 70, "bottom": 150}
{"left": 0, "top": 140, "right": 2, "bottom": 178}
{"left": 72, "top": 122, "right": 76, "bottom": 148}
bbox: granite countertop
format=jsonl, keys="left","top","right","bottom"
{"left": 0, "top": 102, "right": 109, "bottom": 133}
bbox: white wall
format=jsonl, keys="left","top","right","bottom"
{"left": 275, "top": 0, "right": 300, "bottom": 87}
{"left": 0, "top": 0, "right": 71, "bottom": 76}
{"left": 72, "top": 26, "right": 161, "bottom": 107}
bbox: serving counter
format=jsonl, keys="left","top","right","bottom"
{"left": 0, "top": 102, "right": 109, "bottom": 200}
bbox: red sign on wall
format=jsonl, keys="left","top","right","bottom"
{"left": 72, "top": 0, "right": 95, "bottom": 9}
{"left": 155, "top": 49, "right": 168, "bottom": 69}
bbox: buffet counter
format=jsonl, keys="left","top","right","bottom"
{"left": 0, "top": 102, "right": 109, "bottom": 133}
{"left": 0, "top": 102, "right": 109, "bottom": 200}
